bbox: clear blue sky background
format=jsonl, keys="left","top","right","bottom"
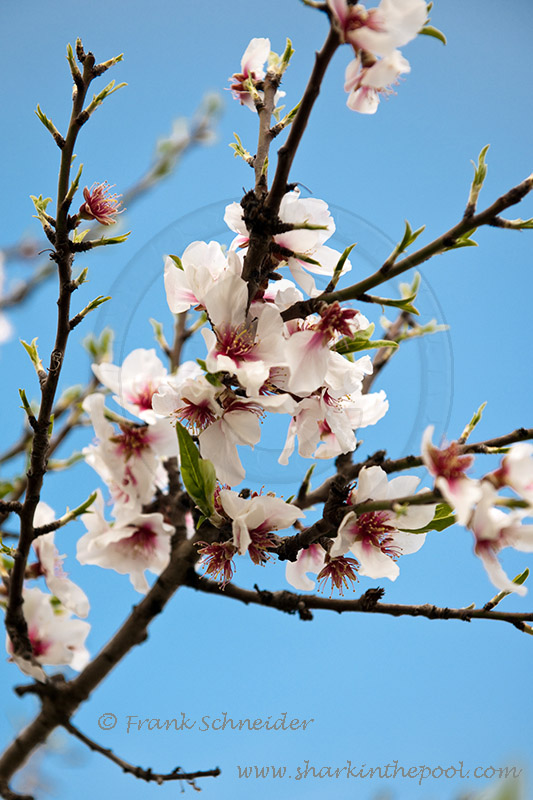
{"left": 1, "top": 1, "right": 532, "bottom": 798}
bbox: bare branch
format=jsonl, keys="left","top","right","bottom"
{"left": 63, "top": 721, "right": 220, "bottom": 786}
{"left": 187, "top": 576, "right": 533, "bottom": 630}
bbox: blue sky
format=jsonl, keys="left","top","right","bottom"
{"left": 1, "top": 1, "right": 532, "bottom": 798}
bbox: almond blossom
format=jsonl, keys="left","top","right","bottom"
{"left": 279, "top": 387, "right": 388, "bottom": 464}
{"left": 77, "top": 490, "right": 173, "bottom": 593}
{"left": 6, "top": 587, "right": 90, "bottom": 681}
{"left": 78, "top": 181, "right": 123, "bottom": 225}
{"left": 469, "top": 483, "right": 533, "bottom": 596}
{"left": 228, "top": 38, "right": 285, "bottom": 112}
{"left": 218, "top": 488, "right": 305, "bottom": 558}
{"left": 153, "top": 375, "right": 296, "bottom": 486}
{"left": 164, "top": 241, "right": 242, "bottom": 314}
{"left": 330, "top": 466, "right": 436, "bottom": 579}
{"left": 328, "top": 0, "right": 426, "bottom": 57}
{"left": 82, "top": 393, "right": 177, "bottom": 510}
{"left": 344, "top": 50, "right": 410, "bottom": 114}
{"left": 224, "top": 190, "right": 351, "bottom": 297}
{"left": 281, "top": 304, "right": 372, "bottom": 396}
{"left": 30, "top": 502, "right": 90, "bottom": 619}
{"left": 489, "top": 442, "right": 533, "bottom": 507}
{"left": 92, "top": 348, "right": 171, "bottom": 424}
{"left": 201, "top": 273, "right": 287, "bottom": 396}
{"left": 422, "top": 425, "right": 482, "bottom": 526}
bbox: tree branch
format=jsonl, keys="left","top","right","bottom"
{"left": 281, "top": 173, "right": 533, "bottom": 321}
{"left": 63, "top": 721, "right": 220, "bottom": 786}
{"left": 265, "top": 25, "right": 340, "bottom": 215}
{"left": 187, "top": 576, "right": 533, "bottom": 630}
{"left": 298, "top": 426, "right": 533, "bottom": 510}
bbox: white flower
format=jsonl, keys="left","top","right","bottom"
{"left": 279, "top": 388, "right": 388, "bottom": 464}
{"left": 201, "top": 273, "right": 287, "bottom": 396}
{"left": 329, "top": 0, "right": 426, "bottom": 57}
{"left": 164, "top": 241, "right": 242, "bottom": 314}
{"left": 219, "top": 489, "right": 305, "bottom": 557}
{"left": 228, "top": 38, "right": 285, "bottom": 112}
{"left": 344, "top": 51, "right": 411, "bottom": 114}
{"left": 6, "top": 587, "right": 90, "bottom": 681}
{"left": 92, "top": 348, "right": 170, "bottom": 424}
{"left": 421, "top": 425, "right": 482, "bottom": 526}
{"left": 32, "top": 503, "right": 90, "bottom": 619}
{"left": 285, "top": 543, "right": 327, "bottom": 591}
{"left": 492, "top": 443, "right": 533, "bottom": 507}
{"left": 330, "top": 466, "right": 435, "bottom": 579}
{"left": 470, "top": 483, "right": 533, "bottom": 596}
{"left": 83, "top": 393, "right": 176, "bottom": 511}
{"left": 77, "top": 490, "right": 173, "bottom": 593}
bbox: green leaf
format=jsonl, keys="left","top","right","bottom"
{"left": 466, "top": 145, "right": 490, "bottom": 212}
{"left": 335, "top": 324, "right": 398, "bottom": 355}
{"left": 327, "top": 243, "right": 356, "bottom": 291}
{"left": 167, "top": 254, "right": 183, "bottom": 270}
{"left": 445, "top": 229, "right": 478, "bottom": 249}
{"left": 399, "top": 221, "right": 426, "bottom": 252}
{"left": 405, "top": 503, "right": 455, "bottom": 534}
{"left": 89, "top": 231, "right": 131, "bottom": 248}
{"left": 229, "top": 132, "right": 253, "bottom": 164}
{"left": 460, "top": 401, "right": 487, "bottom": 443}
{"left": 418, "top": 24, "right": 447, "bottom": 45}
{"left": 176, "top": 422, "right": 216, "bottom": 517}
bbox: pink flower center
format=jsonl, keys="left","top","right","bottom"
{"left": 428, "top": 442, "right": 474, "bottom": 481}
{"left": 110, "top": 425, "right": 151, "bottom": 460}
{"left": 80, "top": 182, "right": 123, "bottom": 225}
{"left": 176, "top": 399, "right": 218, "bottom": 435}
{"left": 122, "top": 525, "right": 158, "bottom": 555}
{"left": 215, "top": 322, "right": 259, "bottom": 364}
{"left": 351, "top": 511, "right": 397, "bottom": 554}
{"left": 196, "top": 541, "right": 237, "bottom": 587}
{"left": 247, "top": 529, "right": 279, "bottom": 565}
{"left": 346, "top": 6, "right": 385, "bottom": 34}
{"left": 317, "top": 555, "right": 359, "bottom": 596}
{"left": 126, "top": 384, "right": 156, "bottom": 413}
{"left": 28, "top": 626, "right": 51, "bottom": 658}
{"left": 314, "top": 302, "right": 359, "bottom": 340}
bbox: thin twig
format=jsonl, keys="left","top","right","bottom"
{"left": 63, "top": 721, "right": 220, "bottom": 785}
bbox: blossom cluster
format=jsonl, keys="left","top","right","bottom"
{"left": 230, "top": 0, "right": 428, "bottom": 115}
{"left": 5, "top": 502, "right": 90, "bottom": 680}
{"left": 422, "top": 430, "right": 533, "bottom": 596}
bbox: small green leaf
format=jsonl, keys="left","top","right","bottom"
{"left": 466, "top": 145, "right": 490, "bottom": 212}
{"left": 460, "top": 401, "right": 487, "bottom": 443}
{"left": 229, "top": 132, "right": 253, "bottom": 165}
{"left": 176, "top": 422, "right": 216, "bottom": 517}
{"left": 418, "top": 24, "right": 447, "bottom": 45}
{"left": 89, "top": 231, "right": 131, "bottom": 248}
{"left": 327, "top": 243, "right": 356, "bottom": 291}
{"left": 446, "top": 230, "right": 478, "bottom": 250}
{"left": 399, "top": 221, "right": 426, "bottom": 252}
{"left": 335, "top": 324, "right": 399, "bottom": 355}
